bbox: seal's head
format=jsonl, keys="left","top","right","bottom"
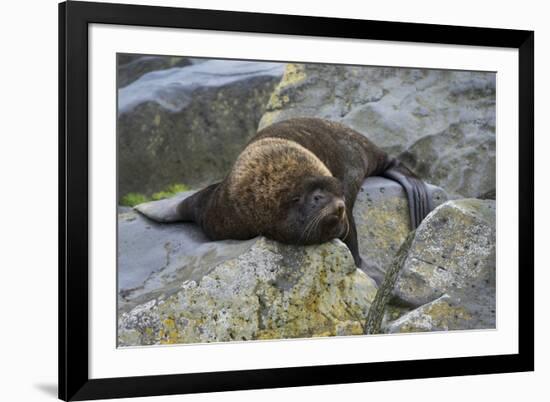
{"left": 268, "top": 175, "right": 349, "bottom": 245}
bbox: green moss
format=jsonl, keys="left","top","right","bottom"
{"left": 151, "top": 183, "right": 190, "bottom": 201}
{"left": 120, "top": 183, "right": 190, "bottom": 206}
{"left": 120, "top": 192, "right": 149, "bottom": 207}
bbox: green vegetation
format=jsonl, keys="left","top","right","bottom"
{"left": 151, "top": 183, "right": 190, "bottom": 201}
{"left": 120, "top": 183, "right": 190, "bottom": 207}
{"left": 120, "top": 192, "right": 149, "bottom": 207}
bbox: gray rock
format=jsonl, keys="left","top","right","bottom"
{"left": 259, "top": 64, "right": 495, "bottom": 198}
{"left": 117, "top": 60, "right": 285, "bottom": 200}
{"left": 385, "top": 294, "right": 480, "bottom": 333}
{"left": 364, "top": 232, "right": 415, "bottom": 334}
{"left": 119, "top": 60, "right": 285, "bottom": 115}
{"left": 117, "top": 54, "right": 192, "bottom": 88}
{"left": 118, "top": 237, "right": 377, "bottom": 346}
{"left": 118, "top": 209, "right": 256, "bottom": 312}
{"left": 388, "top": 199, "right": 496, "bottom": 331}
{"left": 354, "top": 177, "right": 448, "bottom": 285}
{"left": 118, "top": 182, "right": 495, "bottom": 346}
{"left": 127, "top": 177, "right": 448, "bottom": 294}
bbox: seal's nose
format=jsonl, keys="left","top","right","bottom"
{"left": 334, "top": 199, "right": 345, "bottom": 219}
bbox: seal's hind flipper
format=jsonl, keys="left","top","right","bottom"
{"left": 382, "top": 160, "right": 433, "bottom": 229}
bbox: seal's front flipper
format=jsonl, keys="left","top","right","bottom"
{"left": 382, "top": 160, "right": 433, "bottom": 229}
{"left": 175, "top": 183, "right": 219, "bottom": 224}
{"left": 133, "top": 191, "right": 191, "bottom": 223}
{"left": 342, "top": 205, "right": 363, "bottom": 268}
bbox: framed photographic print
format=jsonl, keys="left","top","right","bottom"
{"left": 59, "top": 1, "right": 534, "bottom": 400}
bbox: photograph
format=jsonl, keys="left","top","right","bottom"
{"left": 0, "top": 0, "right": 543, "bottom": 400}
{"left": 116, "top": 55, "right": 497, "bottom": 347}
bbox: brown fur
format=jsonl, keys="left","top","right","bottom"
{"left": 228, "top": 138, "right": 332, "bottom": 230}
{"left": 177, "top": 117, "right": 430, "bottom": 267}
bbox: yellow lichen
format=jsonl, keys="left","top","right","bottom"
{"left": 335, "top": 320, "right": 364, "bottom": 335}
{"left": 258, "top": 110, "right": 281, "bottom": 130}
{"left": 312, "top": 331, "right": 333, "bottom": 338}
{"left": 357, "top": 197, "right": 409, "bottom": 251}
{"left": 425, "top": 301, "right": 472, "bottom": 323}
{"left": 119, "top": 239, "right": 376, "bottom": 346}
{"left": 280, "top": 64, "right": 307, "bottom": 87}
{"left": 395, "top": 300, "right": 472, "bottom": 333}
{"left": 159, "top": 317, "right": 179, "bottom": 344}
{"left": 264, "top": 64, "right": 306, "bottom": 111}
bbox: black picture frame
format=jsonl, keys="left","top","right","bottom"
{"left": 59, "top": 1, "right": 534, "bottom": 400}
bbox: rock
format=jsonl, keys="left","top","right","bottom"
{"left": 118, "top": 209, "right": 257, "bottom": 312}
{"left": 117, "top": 54, "right": 192, "bottom": 88}
{"left": 354, "top": 177, "right": 448, "bottom": 285}
{"left": 385, "top": 294, "right": 478, "bottom": 333}
{"left": 124, "top": 177, "right": 448, "bottom": 298}
{"left": 118, "top": 237, "right": 377, "bottom": 346}
{"left": 117, "top": 60, "right": 285, "bottom": 200}
{"left": 117, "top": 177, "right": 448, "bottom": 344}
{"left": 364, "top": 232, "right": 415, "bottom": 334}
{"left": 259, "top": 64, "right": 495, "bottom": 198}
{"left": 388, "top": 199, "right": 496, "bottom": 331}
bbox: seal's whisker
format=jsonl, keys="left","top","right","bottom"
{"left": 342, "top": 213, "right": 350, "bottom": 240}
{"left": 300, "top": 205, "right": 330, "bottom": 243}
{"left": 299, "top": 217, "right": 315, "bottom": 243}
{"left": 303, "top": 205, "right": 328, "bottom": 238}
{"left": 300, "top": 211, "right": 321, "bottom": 243}
{"left": 299, "top": 211, "right": 317, "bottom": 242}
{"left": 304, "top": 206, "right": 331, "bottom": 243}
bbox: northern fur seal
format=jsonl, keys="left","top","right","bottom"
{"left": 175, "top": 117, "right": 432, "bottom": 267}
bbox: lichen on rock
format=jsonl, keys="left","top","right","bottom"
{"left": 117, "top": 60, "right": 285, "bottom": 200}
{"left": 354, "top": 177, "right": 448, "bottom": 285}
{"left": 385, "top": 295, "right": 474, "bottom": 333}
{"left": 393, "top": 199, "right": 496, "bottom": 307}
{"left": 118, "top": 176, "right": 453, "bottom": 345}
{"left": 258, "top": 64, "right": 495, "bottom": 199}
{"left": 118, "top": 238, "right": 377, "bottom": 346}
{"left": 385, "top": 198, "right": 496, "bottom": 332}
{"left": 116, "top": 61, "right": 498, "bottom": 345}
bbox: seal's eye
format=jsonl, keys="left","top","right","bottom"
{"left": 313, "top": 194, "right": 325, "bottom": 202}
{"left": 291, "top": 196, "right": 301, "bottom": 204}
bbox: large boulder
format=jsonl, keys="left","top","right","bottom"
{"left": 117, "top": 177, "right": 448, "bottom": 345}
{"left": 387, "top": 199, "right": 496, "bottom": 332}
{"left": 258, "top": 64, "right": 495, "bottom": 198}
{"left": 354, "top": 177, "right": 448, "bottom": 285}
{"left": 118, "top": 237, "right": 377, "bottom": 346}
{"left": 385, "top": 294, "right": 478, "bottom": 333}
{"left": 117, "top": 208, "right": 257, "bottom": 313}
{"left": 118, "top": 177, "right": 447, "bottom": 309}
{"left": 117, "top": 54, "right": 192, "bottom": 88}
{"left": 117, "top": 60, "right": 285, "bottom": 200}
